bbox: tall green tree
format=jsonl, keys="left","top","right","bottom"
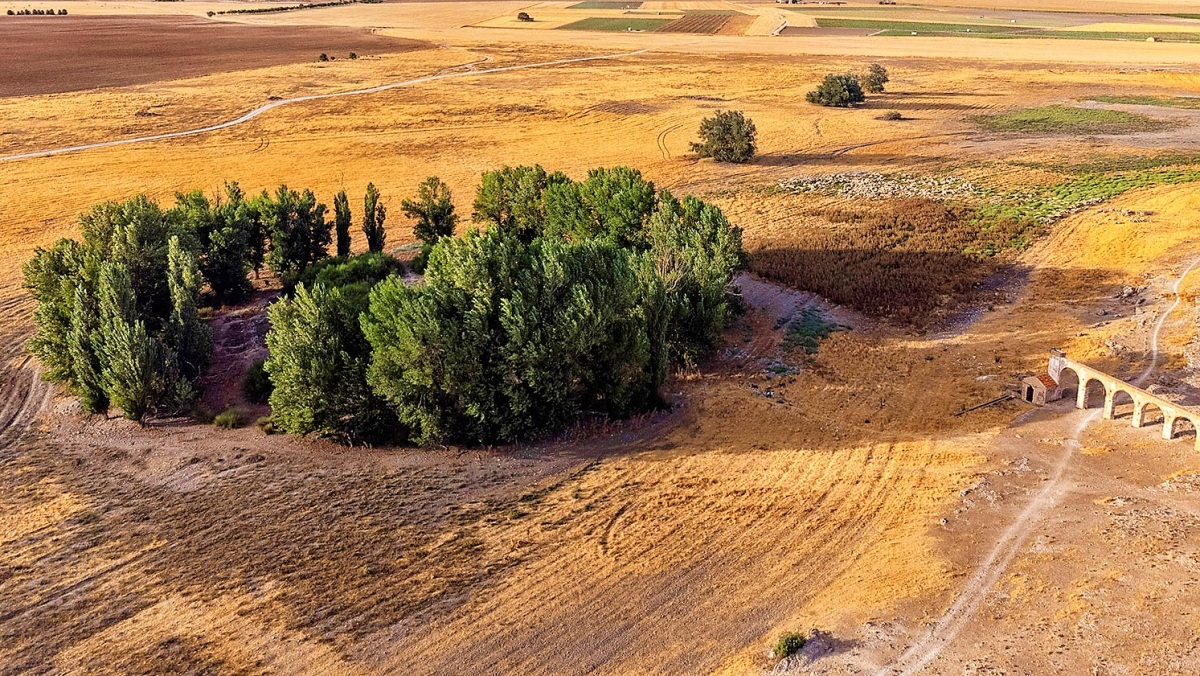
{"left": 166, "top": 236, "right": 212, "bottom": 384}
{"left": 401, "top": 176, "right": 458, "bottom": 272}
{"left": 172, "top": 183, "right": 255, "bottom": 304}
{"left": 67, "top": 283, "right": 108, "bottom": 414}
{"left": 265, "top": 283, "right": 393, "bottom": 443}
{"left": 544, "top": 166, "right": 657, "bottom": 247}
{"left": 472, "top": 165, "right": 569, "bottom": 242}
{"left": 260, "top": 185, "right": 331, "bottom": 278}
{"left": 402, "top": 176, "right": 458, "bottom": 244}
{"left": 97, "top": 261, "right": 161, "bottom": 421}
{"left": 362, "top": 183, "right": 387, "bottom": 253}
{"left": 334, "top": 190, "right": 352, "bottom": 257}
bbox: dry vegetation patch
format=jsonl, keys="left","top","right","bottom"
{"left": 751, "top": 198, "right": 1000, "bottom": 327}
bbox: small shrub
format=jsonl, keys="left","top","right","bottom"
{"left": 255, "top": 415, "right": 278, "bottom": 434}
{"left": 318, "top": 53, "right": 329, "bottom": 62}
{"left": 773, "top": 632, "right": 807, "bottom": 660}
{"left": 517, "top": 11, "right": 533, "bottom": 21}
{"left": 806, "top": 73, "right": 865, "bottom": 107}
{"left": 214, "top": 408, "right": 244, "bottom": 429}
{"left": 861, "top": 63, "right": 889, "bottom": 93}
{"left": 191, "top": 403, "right": 215, "bottom": 424}
{"left": 6, "top": 9, "right": 15, "bottom": 14}
{"left": 206, "top": 10, "right": 214, "bottom": 16}
{"left": 690, "top": 110, "right": 757, "bottom": 164}
{"left": 242, "top": 359, "right": 273, "bottom": 404}
{"left": 349, "top": 52, "right": 358, "bottom": 59}
{"left": 880, "top": 110, "right": 903, "bottom": 121}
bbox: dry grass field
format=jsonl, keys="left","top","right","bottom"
{"left": 3, "top": 1, "right": 1200, "bottom": 673}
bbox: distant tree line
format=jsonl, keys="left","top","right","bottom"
{"left": 206, "top": 0, "right": 355, "bottom": 16}
{"left": 24, "top": 181, "right": 398, "bottom": 422}
{"left": 6, "top": 8, "right": 68, "bottom": 14}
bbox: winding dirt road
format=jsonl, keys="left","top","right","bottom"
{"left": 880, "top": 254, "right": 1200, "bottom": 675}
{"left": 0, "top": 49, "right": 648, "bottom": 163}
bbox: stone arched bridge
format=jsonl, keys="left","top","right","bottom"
{"left": 1049, "top": 351, "right": 1200, "bottom": 449}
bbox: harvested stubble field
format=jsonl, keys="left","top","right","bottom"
{"left": 4, "top": 3, "right": 1200, "bottom": 673}
{"left": 0, "top": 15, "right": 423, "bottom": 96}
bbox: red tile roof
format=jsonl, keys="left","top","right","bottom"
{"left": 1037, "top": 373, "right": 1058, "bottom": 389}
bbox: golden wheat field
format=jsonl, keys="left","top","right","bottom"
{"left": 3, "top": 1, "right": 1200, "bottom": 673}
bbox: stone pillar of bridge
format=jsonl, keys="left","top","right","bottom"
{"left": 1132, "top": 401, "right": 1145, "bottom": 428}
{"left": 1076, "top": 378, "right": 1088, "bottom": 410}
{"left": 1102, "top": 387, "right": 1116, "bottom": 420}
{"left": 1163, "top": 416, "right": 1176, "bottom": 440}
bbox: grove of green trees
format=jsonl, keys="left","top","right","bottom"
{"left": 26, "top": 166, "right": 745, "bottom": 446}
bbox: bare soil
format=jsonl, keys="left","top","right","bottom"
{"left": 0, "top": 16, "right": 427, "bottom": 96}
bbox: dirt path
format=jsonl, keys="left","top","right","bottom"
{"left": 878, "top": 252, "right": 1200, "bottom": 675}
{"left": 0, "top": 49, "right": 648, "bottom": 163}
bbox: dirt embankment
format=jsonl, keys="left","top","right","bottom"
{"left": 0, "top": 16, "right": 428, "bottom": 97}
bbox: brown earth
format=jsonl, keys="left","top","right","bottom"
{"left": 0, "top": 16, "right": 427, "bottom": 96}
{"left": 3, "top": 4, "right": 1200, "bottom": 673}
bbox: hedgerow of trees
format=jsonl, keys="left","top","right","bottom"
{"left": 691, "top": 110, "right": 757, "bottom": 164}
{"left": 269, "top": 165, "right": 746, "bottom": 445}
{"left": 26, "top": 167, "right": 745, "bottom": 444}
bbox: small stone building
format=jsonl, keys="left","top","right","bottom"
{"left": 1021, "top": 373, "right": 1062, "bottom": 406}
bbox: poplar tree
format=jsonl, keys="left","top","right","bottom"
{"left": 334, "top": 190, "right": 352, "bottom": 257}
{"left": 362, "top": 183, "right": 386, "bottom": 253}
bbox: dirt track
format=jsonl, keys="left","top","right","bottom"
{"left": 0, "top": 16, "right": 425, "bottom": 97}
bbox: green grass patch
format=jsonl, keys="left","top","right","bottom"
{"left": 971, "top": 168, "right": 1200, "bottom": 255}
{"left": 1162, "top": 13, "right": 1200, "bottom": 20}
{"left": 567, "top": 1, "right": 642, "bottom": 8}
{"left": 975, "top": 105, "right": 1168, "bottom": 134}
{"left": 558, "top": 17, "right": 670, "bottom": 31}
{"left": 814, "top": 18, "right": 1033, "bottom": 33}
{"left": 1013, "top": 152, "right": 1200, "bottom": 174}
{"left": 778, "top": 308, "right": 848, "bottom": 354}
{"left": 1033, "top": 30, "right": 1200, "bottom": 42}
{"left": 1091, "top": 94, "right": 1200, "bottom": 109}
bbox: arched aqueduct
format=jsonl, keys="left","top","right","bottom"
{"left": 1047, "top": 350, "right": 1200, "bottom": 449}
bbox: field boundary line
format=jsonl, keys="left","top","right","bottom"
{"left": 878, "top": 252, "right": 1200, "bottom": 675}
{"left": 0, "top": 49, "right": 648, "bottom": 163}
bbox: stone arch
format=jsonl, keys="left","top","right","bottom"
{"left": 1057, "top": 366, "right": 1080, "bottom": 400}
{"left": 1111, "top": 390, "right": 1136, "bottom": 419}
{"left": 1081, "top": 378, "right": 1107, "bottom": 409}
{"left": 1170, "top": 416, "right": 1198, "bottom": 441}
{"left": 1138, "top": 402, "right": 1165, "bottom": 427}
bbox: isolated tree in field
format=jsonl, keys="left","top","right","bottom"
{"left": 363, "top": 182, "right": 387, "bottom": 253}
{"left": 401, "top": 176, "right": 458, "bottom": 272}
{"left": 861, "top": 63, "right": 889, "bottom": 94}
{"left": 517, "top": 11, "right": 533, "bottom": 21}
{"left": 472, "top": 165, "right": 570, "bottom": 242}
{"left": 334, "top": 190, "right": 352, "bottom": 257}
{"left": 259, "top": 185, "right": 331, "bottom": 278}
{"left": 806, "top": 73, "right": 865, "bottom": 107}
{"left": 690, "top": 110, "right": 757, "bottom": 164}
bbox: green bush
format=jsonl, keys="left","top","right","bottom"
{"left": 255, "top": 415, "right": 278, "bottom": 434}
{"left": 861, "top": 63, "right": 889, "bottom": 94}
{"left": 266, "top": 283, "right": 395, "bottom": 443}
{"left": 296, "top": 251, "right": 404, "bottom": 291}
{"left": 214, "top": 408, "right": 244, "bottom": 429}
{"left": 23, "top": 196, "right": 211, "bottom": 421}
{"left": 773, "top": 632, "right": 807, "bottom": 660}
{"left": 690, "top": 110, "right": 757, "bottom": 164}
{"left": 472, "top": 165, "right": 571, "bottom": 242}
{"left": 806, "top": 73, "right": 865, "bottom": 107}
{"left": 242, "top": 359, "right": 273, "bottom": 404}
{"left": 257, "top": 185, "right": 331, "bottom": 278}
